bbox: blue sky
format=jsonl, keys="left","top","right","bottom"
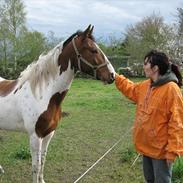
{"left": 24, "top": 0, "right": 183, "bottom": 40}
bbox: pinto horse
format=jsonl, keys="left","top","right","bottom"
{"left": 0, "top": 25, "right": 115, "bottom": 183}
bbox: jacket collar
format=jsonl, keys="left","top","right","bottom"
{"left": 151, "top": 71, "right": 178, "bottom": 87}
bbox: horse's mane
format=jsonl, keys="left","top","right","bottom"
{"left": 63, "top": 30, "right": 95, "bottom": 49}
{"left": 16, "top": 43, "right": 63, "bottom": 97}
{"left": 16, "top": 30, "right": 95, "bottom": 97}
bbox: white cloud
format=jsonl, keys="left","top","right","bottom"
{"left": 23, "top": 0, "right": 183, "bottom": 39}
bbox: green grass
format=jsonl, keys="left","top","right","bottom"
{"left": 173, "top": 157, "right": 183, "bottom": 183}
{"left": 0, "top": 78, "right": 181, "bottom": 183}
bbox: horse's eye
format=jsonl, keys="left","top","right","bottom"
{"left": 91, "top": 49, "right": 98, "bottom": 54}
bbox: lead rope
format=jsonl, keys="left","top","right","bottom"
{"left": 0, "top": 165, "right": 4, "bottom": 174}
{"left": 131, "top": 153, "right": 141, "bottom": 167}
{"left": 73, "top": 126, "right": 137, "bottom": 183}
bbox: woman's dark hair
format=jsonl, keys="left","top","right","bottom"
{"left": 144, "top": 50, "right": 182, "bottom": 87}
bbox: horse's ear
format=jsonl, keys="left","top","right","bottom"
{"left": 82, "top": 25, "right": 92, "bottom": 40}
{"left": 89, "top": 26, "right": 94, "bottom": 35}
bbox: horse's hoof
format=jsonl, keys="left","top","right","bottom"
{"left": 39, "top": 178, "right": 45, "bottom": 183}
{"left": 0, "top": 165, "right": 4, "bottom": 174}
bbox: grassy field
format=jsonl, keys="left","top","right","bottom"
{"left": 0, "top": 78, "right": 172, "bottom": 183}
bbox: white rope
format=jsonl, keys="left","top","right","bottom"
{"left": 73, "top": 129, "right": 131, "bottom": 183}
{"left": 131, "top": 153, "right": 141, "bottom": 167}
{"left": 0, "top": 165, "right": 4, "bottom": 174}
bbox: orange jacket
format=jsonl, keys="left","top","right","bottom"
{"left": 115, "top": 74, "right": 183, "bottom": 160}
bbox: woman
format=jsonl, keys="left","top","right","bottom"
{"left": 115, "top": 50, "right": 183, "bottom": 183}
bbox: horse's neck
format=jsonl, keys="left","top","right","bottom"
{"left": 49, "top": 43, "right": 76, "bottom": 96}
{"left": 53, "top": 62, "right": 74, "bottom": 93}
{"left": 17, "top": 44, "right": 75, "bottom": 100}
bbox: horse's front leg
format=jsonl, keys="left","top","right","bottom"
{"left": 30, "top": 133, "right": 42, "bottom": 183}
{"left": 39, "top": 131, "right": 55, "bottom": 183}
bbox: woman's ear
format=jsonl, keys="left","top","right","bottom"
{"left": 152, "top": 65, "right": 159, "bottom": 73}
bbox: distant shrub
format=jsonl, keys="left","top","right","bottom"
{"left": 117, "top": 67, "right": 134, "bottom": 77}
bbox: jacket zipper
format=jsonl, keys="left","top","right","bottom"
{"left": 144, "top": 86, "right": 153, "bottom": 109}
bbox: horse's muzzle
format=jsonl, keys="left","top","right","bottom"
{"left": 106, "top": 73, "right": 115, "bottom": 84}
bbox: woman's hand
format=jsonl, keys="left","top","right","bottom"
{"left": 115, "top": 72, "right": 119, "bottom": 79}
{"left": 166, "top": 159, "right": 174, "bottom": 166}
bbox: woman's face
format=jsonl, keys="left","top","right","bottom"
{"left": 143, "top": 58, "right": 158, "bottom": 79}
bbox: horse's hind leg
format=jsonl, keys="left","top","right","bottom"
{"left": 30, "top": 133, "right": 42, "bottom": 183}
{"left": 39, "top": 131, "right": 55, "bottom": 183}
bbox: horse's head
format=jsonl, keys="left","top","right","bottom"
{"left": 68, "top": 25, "right": 115, "bottom": 84}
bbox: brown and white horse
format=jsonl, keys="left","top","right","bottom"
{"left": 0, "top": 25, "right": 115, "bottom": 183}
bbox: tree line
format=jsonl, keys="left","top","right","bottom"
{"left": 0, "top": 0, "right": 183, "bottom": 79}
{"left": 0, "top": 0, "right": 62, "bottom": 79}
{"left": 99, "top": 9, "right": 183, "bottom": 72}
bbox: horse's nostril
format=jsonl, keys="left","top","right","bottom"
{"left": 107, "top": 73, "right": 115, "bottom": 84}
{"left": 111, "top": 73, "right": 115, "bottom": 80}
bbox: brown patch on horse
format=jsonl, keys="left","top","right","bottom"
{"left": 58, "top": 33, "right": 81, "bottom": 75}
{"left": 58, "top": 43, "right": 76, "bottom": 75}
{"left": 58, "top": 53, "right": 70, "bottom": 75}
{"left": 35, "top": 90, "right": 68, "bottom": 138}
{"left": 0, "top": 80, "right": 18, "bottom": 97}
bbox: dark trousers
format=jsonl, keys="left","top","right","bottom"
{"left": 143, "top": 155, "right": 173, "bottom": 183}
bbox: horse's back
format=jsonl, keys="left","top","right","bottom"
{"left": 0, "top": 79, "right": 25, "bottom": 131}
{"left": 0, "top": 77, "right": 4, "bottom": 81}
{"left": 0, "top": 78, "right": 18, "bottom": 97}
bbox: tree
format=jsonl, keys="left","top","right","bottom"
{"left": 17, "top": 30, "right": 47, "bottom": 68}
{"left": 124, "top": 13, "right": 174, "bottom": 65}
{"left": 177, "top": 8, "right": 183, "bottom": 36}
{"left": 175, "top": 8, "right": 183, "bottom": 63}
{"left": 0, "top": 4, "right": 9, "bottom": 71}
{"left": 0, "top": 0, "right": 26, "bottom": 71}
{"left": 46, "top": 31, "right": 64, "bottom": 50}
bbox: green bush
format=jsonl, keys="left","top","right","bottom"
{"left": 172, "top": 157, "right": 183, "bottom": 182}
{"left": 120, "top": 146, "right": 137, "bottom": 163}
{"left": 14, "top": 146, "right": 31, "bottom": 160}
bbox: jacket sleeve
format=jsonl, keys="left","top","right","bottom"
{"left": 115, "top": 74, "right": 140, "bottom": 103}
{"left": 165, "top": 85, "right": 183, "bottom": 160}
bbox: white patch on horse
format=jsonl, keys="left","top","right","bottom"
{"left": 95, "top": 43, "right": 115, "bottom": 75}
{"left": 16, "top": 43, "right": 63, "bottom": 98}
{"left": 0, "top": 77, "right": 4, "bottom": 82}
